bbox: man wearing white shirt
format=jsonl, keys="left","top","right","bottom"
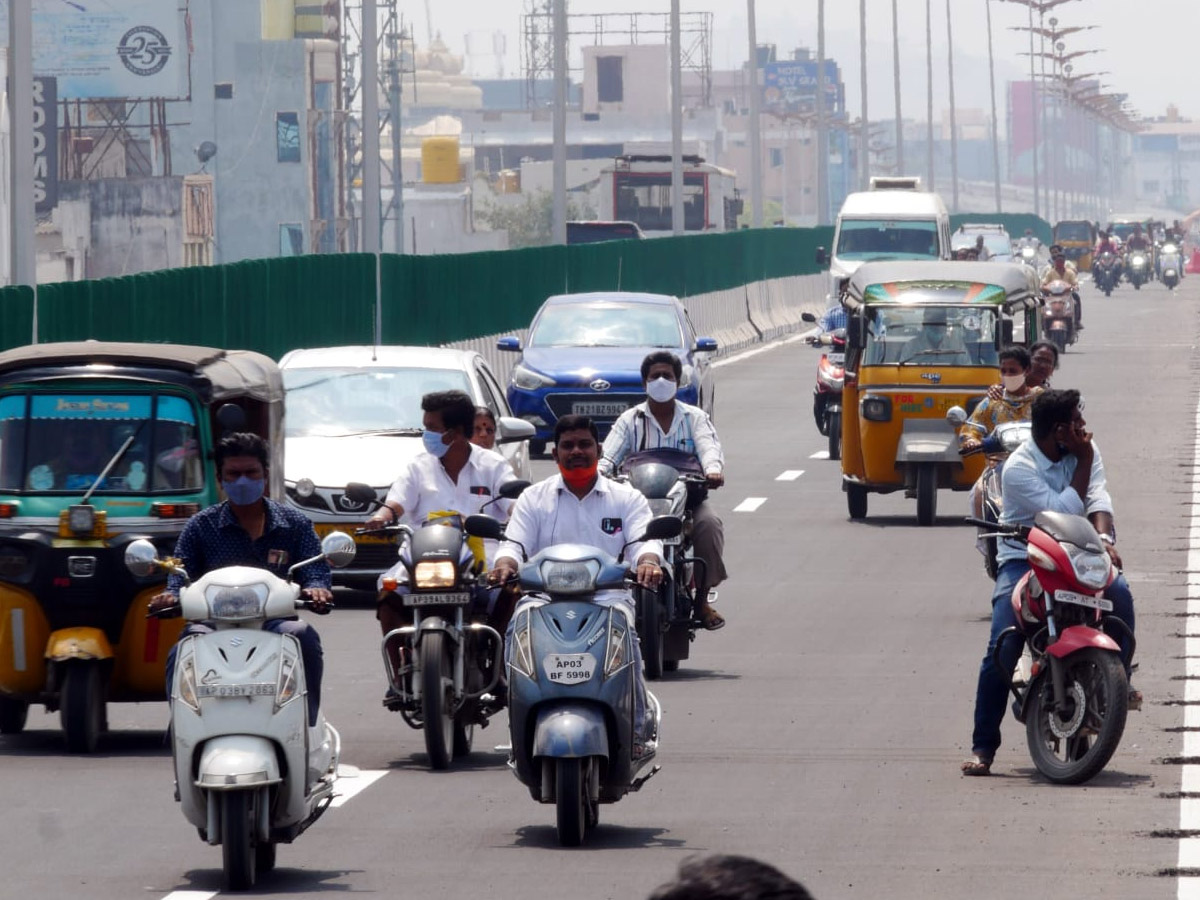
{"left": 491, "top": 415, "right": 663, "bottom": 744}
{"left": 364, "top": 391, "right": 517, "bottom": 698}
{"left": 600, "top": 351, "right": 728, "bottom": 630}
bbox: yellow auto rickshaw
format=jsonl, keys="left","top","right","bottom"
{"left": 1052, "top": 220, "right": 1097, "bottom": 271}
{"left": 839, "top": 261, "right": 1042, "bottom": 526}
{"left": 0, "top": 342, "right": 285, "bottom": 751}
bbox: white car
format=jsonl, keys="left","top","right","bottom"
{"left": 279, "top": 346, "right": 534, "bottom": 584}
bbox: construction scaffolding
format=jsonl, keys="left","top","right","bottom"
{"left": 341, "top": 0, "right": 412, "bottom": 252}
{"left": 521, "top": 5, "right": 713, "bottom": 110}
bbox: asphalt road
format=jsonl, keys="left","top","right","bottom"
{"left": 2, "top": 273, "right": 1197, "bottom": 899}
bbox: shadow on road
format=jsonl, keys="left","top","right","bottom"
{"left": 1007, "top": 765, "right": 1153, "bottom": 789}
{"left": 652, "top": 668, "right": 740, "bottom": 683}
{"left": 0, "top": 727, "right": 169, "bottom": 758}
{"left": 170, "top": 865, "right": 364, "bottom": 894}
{"left": 510, "top": 823, "right": 689, "bottom": 851}
{"left": 385, "top": 748, "right": 510, "bottom": 773}
{"left": 848, "top": 515, "right": 973, "bottom": 530}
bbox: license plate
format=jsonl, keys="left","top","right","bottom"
{"left": 572, "top": 402, "right": 628, "bottom": 417}
{"left": 402, "top": 591, "right": 471, "bottom": 607}
{"left": 1055, "top": 589, "right": 1113, "bottom": 611}
{"left": 314, "top": 523, "right": 395, "bottom": 546}
{"left": 827, "top": 353, "right": 845, "bottom": 364}
{"left": 195, "top": 683, "right": 276, "bottom": 698}
{"left": 662, "top": 535, "right": 682, "bottom": 545}
{"left": 543, "top": 653, "right": 597, "bottom": 684}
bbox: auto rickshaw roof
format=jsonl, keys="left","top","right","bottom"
{"left": 0, "top": 341, "right": 283, "bottom": 403}
{"left": 845, "top": 261, "right": 1038, "bottom": 312}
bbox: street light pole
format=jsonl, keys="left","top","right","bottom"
{"left": 747, "top": 0, "right": 763, "bottom": 227}
{"left": 986, "top": 0, "right": 1002, "bottom": 212}
{"left": 892, "top": 0, "right": 903, "bottom": 175}
{"left": 551, "top": 0, "right": 567, "bottom": 245}
{"left": 945, "top": 0, "right": 959, "bottom": 211}
{"left": 816, "top": 0, "right": 829, "bottom": 224}
{"left": 859, "top": 0, "right": 869, "bottom": 189}
{"left": 925, "top": 0, "right": 934, "bottom": 190}
{"left": 670, "top": 0, "right": 684, "bottom": 235}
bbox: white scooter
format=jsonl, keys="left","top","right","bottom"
{"left": 125, "top": 532, "right": 356, "bottom": 892}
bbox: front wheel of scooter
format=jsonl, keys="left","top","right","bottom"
{"left": 555, "top": 757, "right": 596, "bottom": 846}
{"left": 827, "top": 410, "right": 842, "bottom": 460}
{"left": 637, "top": 586, "right": 664, "bottom": 681}
{"left": 221, "top": 790, "right": 257, "bottom": 891}
{"left": 421, "top": 632, "right": 454, "bottom": 770}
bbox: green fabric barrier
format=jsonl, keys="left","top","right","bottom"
{"left": 6, "top": 227, "right": 835, "bottom": 355}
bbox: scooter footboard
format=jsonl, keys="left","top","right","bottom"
{"left": 532, "top": 705, "right": 610, "bottom": 760}
{"left": 196, "top": 735, "right": 282, "bottom": 789}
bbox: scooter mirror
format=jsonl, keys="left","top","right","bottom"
{"left": 124, "top": 539, "right": 160, "bottom": 577}
{"left": 946, "top": 406, "right": 968, "bottom": 427}
{"left": 639, "top": 515, "right": 684, "bottom": 542}
{"left": 801, "top": 311, "right": 817, "bottom": 323}
{"left": 320, "top": 531, "right": 357, "bottom": 568}
{"left": 465, "top": 514, "right": 505, "bottom": 541}
{"left": 499, "top": 479, "right": 532, "bottom": 500}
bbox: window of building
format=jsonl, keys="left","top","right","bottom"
{"left": 1142, "top": 180, "right": 1160, "bottom": 193}
{"left": 769, "top": 148, "right": 784, "bottom": 168}
{"left": 280, "top": 224, "right": 304, "bottom": 256}
{"left": 276, "top": 112, "right": 301, "bottom": 163}
{"left": 214, "top": 83, "right": 233, "bottom": 100}
{"left": 596, "top": 56, "right": 624, "bottom": 103}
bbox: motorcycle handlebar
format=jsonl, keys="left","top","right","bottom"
{"left": 963, "top": 517, "right": 1030, "bottom": 541}
{"left": 300, "top": 598, "right": 335, "bottom": 615}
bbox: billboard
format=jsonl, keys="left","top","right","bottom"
{"left": 33, "top": 76, "right": 57, "bottom": 213}
{"left": 763, "top": 60, "right": 843, "bottom": 117}
{"left": 0, "top": 0, "right": 185, "bottom": 100}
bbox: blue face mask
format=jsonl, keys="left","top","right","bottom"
{"left": 423, "top": 429, "right": 451, "bottom": 458}
{"left": 223, "top": 475, "right": 265, "bottom": 506}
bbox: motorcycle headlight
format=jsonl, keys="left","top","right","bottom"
{"left": 509, "top": 610, "right": 536, "bottom": 679}
{"left": 1164, "top": 244, "right": 1178, "bottom": 254}
{"left": 274, "top": 653, "right": 300, "bottom": 711}
{"left": 204, "top": 583, "right": 269, "bottom": 621}
{"left": 648, "top": 498, "right": 674, "bottom": 517}
{"left": 413, "top": 560, "right": 456, "bottom": 588}
{"left": 177, "top": 656, "right": 200, "bottom": 713}
{"left": 539, "top": 559, "right": 601, "bottom": 594}
{"left": 512, "top": 363, "right": 555, "bottom": 390}
{"left": 1067, "top": 546, "right": 1111, "bottom": 590}
{"left": 1132, "top": 256, "right": 1145, "bottom": 267}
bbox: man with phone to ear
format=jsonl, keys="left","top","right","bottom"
{"left": 961, "top": 389, "right": 1138, "bottom": 776}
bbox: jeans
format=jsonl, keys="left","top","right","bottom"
{"left": 970, "top": 559, "right": 1135, "bottom": 759}
{"left": 165, "top": 618, "right": 324, "bottom": 726}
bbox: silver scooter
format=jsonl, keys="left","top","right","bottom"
{"left": 126, "top": 532, "right": 355, "bottom": 891}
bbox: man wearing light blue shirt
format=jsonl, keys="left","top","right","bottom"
{"left": 962, "top": 389, "right": 1137, "bottom": 776}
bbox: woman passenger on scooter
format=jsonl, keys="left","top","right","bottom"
{"left": 986, "top": 340, "right": 1057, "bottom": 402}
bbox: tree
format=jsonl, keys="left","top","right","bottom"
{"left": 478, "top": 189, "right": 596, "bottom": 248}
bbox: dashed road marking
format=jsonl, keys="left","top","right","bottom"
{"left": 330, "top": 765, "right": 389, "bottom": 808}
{"left": 776, "top": 470, "right": 804, "bottom": 481}
{"left": 809, "top": 450, "right": 830, "bottom": 460}
{"left": 733, "top": 497, "right": 767, "bottom": 512}
{"left": 1181, "top": 397, "right": 1200, "bottom": 898}
{"left": 163, "top": 892, "right": 217, "bottom": 900}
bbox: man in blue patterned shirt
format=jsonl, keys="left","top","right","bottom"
{"left": 150, "top": 433, "right": 332, "bottom": 724}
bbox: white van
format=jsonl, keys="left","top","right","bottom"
{"left": 816, "top": 177, "right": 951, "bottom": 303}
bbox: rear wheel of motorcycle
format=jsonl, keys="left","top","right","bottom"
{"left": 221, "top": 790, "right": 257, "bottom": 891}
{"left": 0, "top": 696, "right": 29, "bottom": 734}
{"left": 555, "top": 757, "right": 590, "bottom": 847}
{"left": 847, "top": 485, "right": 868, "bottom": 520}
{"left": 1025, "top": 648, "right": 1128, "bottom": 785}
{"left": 827, "top": 411, "right": 841, "bottom": 461}
{"left": 639, "top": 586, "right": 664, "bottom": 681}
{"left": 421, "top": 632, "right": 454, "bottom": 771}
{"left": 61, "top": 662, "right": 105, "bottom": 754}
{"left": 915, "top": 465, "right": 937, "bottom": 527}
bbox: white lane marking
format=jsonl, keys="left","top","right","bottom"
{"left": 712, "top": 330, "right": 815, "bottom": 368}
{"left": 733, "top": 497, "right": 767, "bottom": 512}
{"left": 776, "top": 470, "right": 804, "bottom": 481}
{"left": 1182, "top": 396, "right": 1200, "bottom": 896}
{"left": 163, "top": 892, "right": 217, "bottom": 900}
{"left": 809, "top": 450, "right": 830, "bottom": 460}
{"left": 330, "top": 765, "right": 388, "bottom": 808}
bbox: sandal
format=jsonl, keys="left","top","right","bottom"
{"left": 961, "top": 754, "right": 992, "bottom": 776}
{"left": 699, "top": 607, "right": 726, "bottom": 631}
{"left": 1128, "top": 689, "right": 1143, "bottom": 711}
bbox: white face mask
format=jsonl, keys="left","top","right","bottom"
{"left": 646, "top": 376, "right": 677, "bottom": 403}
{"left": 1001, "top": 373, "right": 1026, "bottom": 393}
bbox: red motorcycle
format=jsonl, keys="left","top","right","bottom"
{"left": 973, "top": 510, "right": 1132, "bottom": 784}
{"left": 801, "top": 318, "right": 846, "bottom": 460}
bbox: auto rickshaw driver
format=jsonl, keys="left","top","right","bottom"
{"left": 900, "top": 307, "right": 972, "bottom": 365}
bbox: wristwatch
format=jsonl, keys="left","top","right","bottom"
{"left": 1099, "top": 533, "right": 1115, "bottom": 546}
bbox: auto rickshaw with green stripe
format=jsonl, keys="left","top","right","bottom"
{"left": 0, "top": 342, "right": 284, "bottom": 751}
{"left": 838, "top": 262, "right": 1041, "bottom": 526}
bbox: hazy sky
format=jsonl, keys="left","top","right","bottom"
{"left": 423, "top": 0, "right": 1187, "bottom": 125}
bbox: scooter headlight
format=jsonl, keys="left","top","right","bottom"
{"left": 647, "top": 498, "right": 674, "bottom": 517}
{"left": 177, "top": 656, "right": 200, "bottom": 713}
{"left": 274, "top": 653, "right": 300, "bottom": 711}
{"left": 205, "top": 583, "right": 269, "bottom": 621}
{"left": 539, "top": 559, "right": 601, "bottom": 594}
{"left": 1131, "top": 255, "right": 1146, "bottom": 268}
{"left": 1067, "top": 546, "right": 1111, "bottom": 590}
{"left": 413, "top": 560, "right": 456, "bottom": 588}
{"left": 509, "top": 610, "right": 536, "bottom": 679}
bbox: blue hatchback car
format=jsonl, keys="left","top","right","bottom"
{"left": 499, "top": 292, "right": 719, "bottom": 451}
